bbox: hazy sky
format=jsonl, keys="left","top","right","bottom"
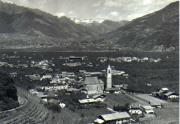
{"left": 2, "top": 0, "right": 177, "bottom": 21}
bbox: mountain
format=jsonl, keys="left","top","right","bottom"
{"left": 80, "top": 20, "right": 129, "bottom": 34}
{"left": 0, "top": 72, "right": 19, "bottom": 111}
{"left": 0, "top": 1, "right": 178, "bottom": 51}
{"left": 84, "top": 1, "right": 179, "bottom": 52}
{"left": 0, "top": 0, "right": 98, "bottom": 49}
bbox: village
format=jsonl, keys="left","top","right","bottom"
{"left": 0, "top": 51, "right": 179, "bottom": 124}
{"left": 28, "top": 65, "right": 178, "bottom": 124}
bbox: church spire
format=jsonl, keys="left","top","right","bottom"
{"left": 106, "top": 65, "right": 112, "bottom": 89}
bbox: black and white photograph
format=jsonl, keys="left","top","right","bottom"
{"left": 0, "top": 0, "right": 179, "bottom": 124}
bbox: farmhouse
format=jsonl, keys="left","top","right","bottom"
{"left": 164, "top": 91, "right": 179, "bottom": 101}
{"left": 153, "top": 88, "right": 179, "bottom": 102}
{"left": 141, "top": 105, "right": 154, "bottom": 114}
{"left": 128, "top": 103, "right": 143, "bottom": 117}
{"left": 94, "top": 112, "right": 131, "bottom": 124}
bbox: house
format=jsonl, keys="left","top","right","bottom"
{"left": 78, "top": 98, "right": 105, "bottom": 104}
{"left": 94, "top": 112, "right": 131, "bottom": 124}
{"left": 83, "top": 77, "right": 104, "bottom": 96}
{"left": 29, "top": 89, "right": 48, "bottom": 98}
{"left": 153, "top": 88, "right": 179, "bottom": 102}
{"left": 69, "top": 56, "right": 85, "bottom": 61}
{"left": 26, "top": 74, "right": 41, "bottom": 81}
{"left": 39, "top": 85, "right": 68, "bottom": 91}
{"left": 140, "top": 105, "right": 154, "bottom": 114}
{"left": 40, "top": 75, "right": 52, "bottom": 81}
{"left": 59, "top": 102, "right": 66, "bottom": 108}
{"left": 63, "top": 62, "right": 82, "bottom": 67}
{"left": 128, "top": 103, "right": 143, "bottom": 117}
{"left": 167, "top": 94, "right": 179, "bottom": 102}
{"left": 164, "top": 91, "right": 179, "bottom": 101}
{"left": 161, "top": 88, "right": 169, "bottom": 92}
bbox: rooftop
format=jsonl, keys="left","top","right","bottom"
{"left": 100, "top": 112, "right": 130, "bottom": 121}
{"left": 84, "top": 77, "right": 104, "bottom": 85}
{"left": 164, "top": 91, "right": 175, "bottom": 96}
{"left": 79, "top": 98, "right": 104, "bottom": 104}
{"left": 141, "top": 105, "right": 154, "bottom": 110}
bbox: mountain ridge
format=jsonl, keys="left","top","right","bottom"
{"left": 0, "top": 0, "right": 179, "bottom": 52}
{"left": 81, "top": 1, "right": 179, "bottom": 52}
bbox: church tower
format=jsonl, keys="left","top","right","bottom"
{"left": 106, "top": 65, "right": 112, "bottom": 89}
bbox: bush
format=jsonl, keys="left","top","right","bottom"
{"left": 45, "top": 103, "right": 61, "bottom": 112}
{"left": 0, "top": 72, "right": 19, "bottom": 111}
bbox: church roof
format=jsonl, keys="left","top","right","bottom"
{"left": 84, "top": 77, "right": 103, "bottom": 85}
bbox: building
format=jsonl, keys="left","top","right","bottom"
{"left": 78, "top": 98, "right": 105, "bottom": 104}
{"left": 39, "top": 85, "right": 68, "bottom": 91}
{"left": 163, "top": 91, "right": 179, "bottom": 101}
{"left": 84, "top": 77, "right": 104, "bottom": 96}
{"left": 106, "top": 65, "right": 112, "bottom": 90}
{"left": 128, "top": 103, "right": 143, "bottom": 117}
{"left": 94, "top": 112, "right": 131, "bottom": 124}
{"left": 140, "top": 105, "right": 154, "bottom": 114}
{"left": 69, "top": 56, "right": 85, "bottom": 61}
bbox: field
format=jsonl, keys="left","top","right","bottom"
{"left": 46, "top": 93, "right": 135, "bottom": 124}
{"left": 105, "top": 94, "right": 136, "bottom": 108}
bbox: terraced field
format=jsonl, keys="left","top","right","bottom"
{"left": 0, "top": 88, "right": 49, "bottom": 124}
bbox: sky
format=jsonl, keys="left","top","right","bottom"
{"left": 2, "top": 0, "right": 178, "bottom": 21}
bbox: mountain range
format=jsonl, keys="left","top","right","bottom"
{"left": 80, "top": 1, "right": 179, "bottom": 52}
{"left": 0, "top": 0, "right": 179, "bottom": 52}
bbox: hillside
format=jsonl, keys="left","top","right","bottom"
{"left": 0, "top": 1, "right": 179, "bottom": 51}
{"left": 0, "top": 72, "right": 19, "bottom": 111}
{"left": 0, "top": 0, "right": 98, "bottom": 49}
{"left": 80, "top": 20, "right": 128, "bottom": 34}
{"left": 84, "top": 1, "right": 179, "bottom": 52}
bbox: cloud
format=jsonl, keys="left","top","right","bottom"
{"left": 2, "top": 0, "right": 177, "bottom": 21}
{"left": 92, "top": 1, "right": 103, "bottom": 7}
{"left": 56, "top": 12, "right": 66, "bottom": 17}
{"left": 104, "top": 0, "right": 121, "bottom": 7}
{"left": 110, "top": 11, "right": 119, "bottom": 16}
{"left": 143, "top": 0, "right": 153, "bottom": 5}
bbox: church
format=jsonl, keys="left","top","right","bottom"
{"left": 84, "top": 77, "right": 104, "bottom": 96}
{"left": 83, "top": 65, "right": 112, "bottom": 96}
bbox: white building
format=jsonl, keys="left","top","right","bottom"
{"left": 94, "top": 112, "right": 131, "bottom": 124}
{"left": 39, "top": 85, "right": 68, "bottom": 91}
{"left": 141, "top": 105, "right": 154, "bottom": 114}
